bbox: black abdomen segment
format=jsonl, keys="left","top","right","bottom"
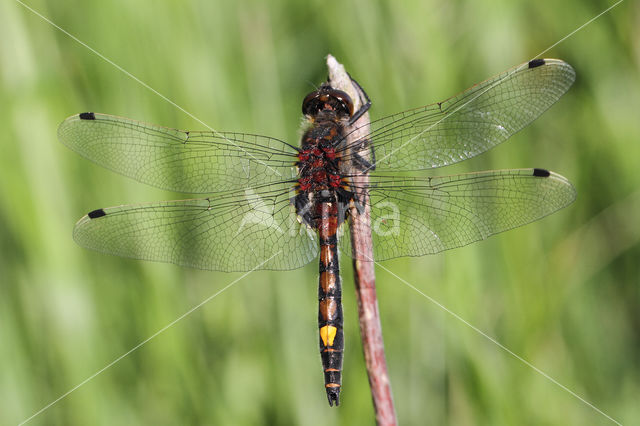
{"left": 317, "top": 201, "right": 344, "bottom": 406}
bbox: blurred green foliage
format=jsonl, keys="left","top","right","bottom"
{"left": 1, "top": 0, "right": 638, "bottom": 424}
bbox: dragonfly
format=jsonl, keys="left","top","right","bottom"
{"left": 58, "top": 58, "right": 576, "bottom": 406}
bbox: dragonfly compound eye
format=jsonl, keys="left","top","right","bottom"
{"left": 302, "top": 87, "right": 354, "bottom": 118}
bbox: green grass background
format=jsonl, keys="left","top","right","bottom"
{"left": 1, "top": 0, "right": 639, "bottom": 424}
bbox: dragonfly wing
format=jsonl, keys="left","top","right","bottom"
{"left": 341, "top": 169, "right": 576, "bottom": 261}
{"left": 58, "top": 113, "right": 299, "bottom": 194}
{"left": 73, "top": 182, "right": 318, "bottom": 271}
{"left": 341, "top": 59, "right": 575, "bottom": 171}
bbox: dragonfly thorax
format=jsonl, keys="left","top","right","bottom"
{"left": 295, "top": 114, "right": 352, "bottom": 229}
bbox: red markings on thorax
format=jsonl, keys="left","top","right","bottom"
{"left": 297, "top": 122, "right": 343, "bottom": 193}
{"left": 297, "top": 147, "right": 342, "bottom": 190}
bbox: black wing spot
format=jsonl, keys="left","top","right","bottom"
{"left": 533, "top": 168, "right": 551, "bottom": 177}
{"left": 528, "top": 59, "right": 546, "bottom": 69}
{"left": 88, "top": 208, "right": 107, "bottom": 219}
{"left": 79, "top": 112, "right": 96, "bottom": 120}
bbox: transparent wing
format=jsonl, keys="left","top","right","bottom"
{"left": 73, "top": 182, "right": 318, "bottom": 271}
{"left": 341, "top": 168, "right": 576, "bottom": 261}
{"left": 58, "top": 113, "right": 299, "bottom": 194}
{"left": 340, "top": 59, "right": 575, "bottom": 171}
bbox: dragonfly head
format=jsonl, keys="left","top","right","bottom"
{"left": 302, "top": 85, "right": 353, "bottom": 121}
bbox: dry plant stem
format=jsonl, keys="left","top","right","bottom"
{"left": 327, "top": 55, "right": 397, "bottom": 426}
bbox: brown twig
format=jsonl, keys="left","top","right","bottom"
{"left": 327, "top": 55, "right": 397, "bottom": 426}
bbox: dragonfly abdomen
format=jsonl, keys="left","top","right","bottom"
{"left": 317, "top": 199, "right": 344, "bottom": 406}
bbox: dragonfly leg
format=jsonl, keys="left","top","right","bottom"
{"left": 350, "top": 147, "right": 376, "bottom": 172}
{"left": 347, "top": 74, "right": 371, "bottom": 126}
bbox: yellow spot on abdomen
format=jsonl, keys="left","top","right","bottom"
{"left": 320, "top": 325, "right": 338, "bottom": 347}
